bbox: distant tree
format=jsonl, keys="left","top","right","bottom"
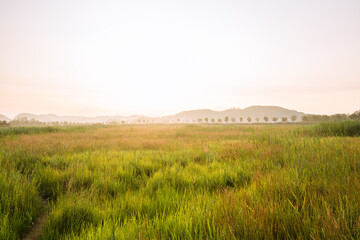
{"left": 211, "top": 118, "right": 215, "bottom": 123}
{"left": 0, "top": 120, "right": 9, "bottom": 126}
{"left": 349, "top": 110, "right": 360, "bottom": 120}
{"left": 272, "top": 117, "right": 278, "bottom": 122}
{"left": 255, "top": 117, "right": 260, "bottom": 123}
{"left": 204, "top": 117, "right": 209, "bottom": 123}
{"left": 282, "top": 117, "right": 288, "bottom": 123}
{"left": 247, "top": 117, "right": 251, "bottom": 123}
{"left": 218, "top": 118, "right": 222, "bottom": 123}
{"left": 239, "top": 117, "right": 243, "bottom": 123}
{"left": 330, "top": 114, "right": 348, "bottom": 121}
{"left": 177, "top": 118, "right": 180, "bottom": 122}
{"left": 13, "top": 117, "right": 44, "bottom": 127}
{"left": 264, "top": 116, "right": 269, "bottom": 123}
{"left": 291, "top": 115, "right": 297, "bottom": 122}
{"left": 197, "top": 118, "right": 202, "bottom": 123}
{"left": 121, "top": 121, "right": 125, "bottom": 124}
{"left": 302, "top": 114, "right": 331, "bottom": 123}
{"left": 224, "top": 116, "right": 229, "bottom": 123}
{"left": 301, "top": 115, "right": 309, "bottom": 122}
{"left": 231, "top": 117, "right": 236, "bottom": 123}
{"left": 320, "top": 115, "right": 330, "bottom": 122}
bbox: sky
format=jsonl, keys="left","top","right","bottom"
{"left": 1, "top": 0, "right": 359, "bottom": 118}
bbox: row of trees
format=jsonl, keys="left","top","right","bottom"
{"left": 188, "top": 115, "right": 298, "bottom": 124}
{"left": 2, "top": 110, "right": 359, "bottom": 126}
{"left": 2, "top": 118, "right": 102, "bottom": 127}
{"left": 181, "top": 110, "right": 360, "bottom": 124}
{"left": 302, "top": 110, "right": 360, "bottom": 122}
{"left": 0, "top": 116, "right": 298, "bottom": 126}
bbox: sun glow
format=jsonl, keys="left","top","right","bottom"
{"left": 1, "top": 0, "right": 359, "bottom": 117}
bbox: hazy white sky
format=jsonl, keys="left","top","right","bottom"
{"left": 1, "top": 0, "right": 359, "bottom": 118}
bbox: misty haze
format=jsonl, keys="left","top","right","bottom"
{"left": 1, "top": 1, "right": 360, "bottom": 239}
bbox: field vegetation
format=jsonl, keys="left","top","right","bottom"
{"left": 0, "top": 122, "right": 359, "bottom": 239}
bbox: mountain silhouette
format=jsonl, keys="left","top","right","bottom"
{"left": 4, "top": 106, "right": 305, "bottom": 124}
{"left": 0, "top": 114, "right": 10, "bottom": 122}
{"left": 168, "top": 106, "right": 304, "bottom": 122}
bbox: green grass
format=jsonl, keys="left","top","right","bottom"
{"left": 0, "top": 168, "right": 43, "bottom": 239}
{"left": 0, "top": 124, "right": 112, "bottom": 137}
{"left": 0, "top": 126, "right": 61, "bottom": 137}
{"left": 310, "top": 120, "right": 360, "bottom": 137}
{"left": 0, "top": 124, "right": 359, "bottom": 239}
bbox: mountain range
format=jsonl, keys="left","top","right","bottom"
{"left": 170, "top": 106, "right": 304, "bottom": 122}
{"left": 0, "top": 106, "right": 305, "bottom": 123}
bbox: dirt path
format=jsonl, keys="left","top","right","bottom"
{"left": 23, "top": 200, "right": 49, "bottom": 240}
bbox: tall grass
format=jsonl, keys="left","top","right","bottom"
{"left": 0, "top": 124, "right": 359, "bottom": 239}
{"left": 0, "top": 126, "right": 61, "bottom": 137}
{"left": 311, "top": 120, "right": 360, "bottom": 137}
{"left": 0, "top": 124, "right": 111, "bottom": 137}
{"left": 0, "top": 168, "right": 43, "bottom": 239}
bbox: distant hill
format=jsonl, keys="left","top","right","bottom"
{"left": 172, "top": 109, "right": 219, "bottom": 119}
{"left": 9, "top": 106, "right": 305, "bottom": 124}
{"left": 166, "top": 106, "right": 305, "bottom": 122}
{"left": 0, "top": 114, "right": 10, "bottom": 122}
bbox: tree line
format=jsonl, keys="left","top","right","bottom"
{"left": 183, "top": 110, "right": 360, "bottom": 124}
{"left": 1, "top": 110, "right": 359, "bottom": 126}
{"left": 191, "top": 115, "right": 297, "bottom": 123}
{"left": 301, "top": 110, "right": 360, "bottom": 122}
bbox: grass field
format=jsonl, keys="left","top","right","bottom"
{"left": 0, "top": 123, "right": 359, "bottom": 239}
